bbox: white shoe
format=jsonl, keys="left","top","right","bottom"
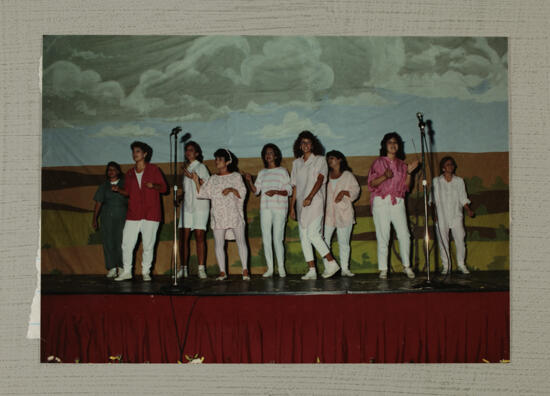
{"left": 106, "top": 268, "right": 118, "bottom": 278}
{"left": 177, "top": 266, "right": 188, "bottom": 279}
{"left": 379, "top": 270, "right": 387, "bottom": 279}
{"left": 404, "top": 267, "right": 415, "bottom": 279}
{"left": 198, "top": 265, "right": 207, "bottom": 279}
{"left": 262, "top": 270, "right": 273, "bottom": 278}
{"left": 278, "top": 267, "right": 287, "bottom": 278}
{"left": 142, "top": 273, "right": 151, "bottom": 282}
{"left": 457, "top": 265, "right": 470, "bottom": 274}
{"left": 216, "top": 273, "right": 227, "bottom": 281}
{"left": 243, "top": 274, "right": 251, "bottom": 281}
{"left": 301, "top": 268, "right": 317, "bottom": 280}
{"left": 341, "top": 268, "right": 355, "bottom": 277}
{"left": 114, "top": 271, "right": 132, "bottom": 281}
{"left": 322, "top": 260, "right": 340, "bottom": 279}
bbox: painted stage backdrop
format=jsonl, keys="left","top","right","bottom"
{"left": 42, "top": 36, "right": 509, "bottom": 275}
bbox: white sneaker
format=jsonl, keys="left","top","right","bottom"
{"left": 177, "top": 266, "right": 188, "bottom": 279}
{"left": 198, "top": 265, "right": 207, "bottom": 279}
{"left": 341, "top": 268, "right": 355, "bottom": 277}
{"left": 216, "top": 273, "right": 227, "bottom": 281}
{"left": 379, "top": 270, "right": 387, "bottom": 279}
{"left": 457, "top": 265, "right": 470, "bottom": 274}
{"left": 278, "top": 267, "right": 287, "bottom": 278}
{"left": 114, "top": 271, "right": 132, "bottom": 281}
{"left": 262, "top": 270, "right": 273, "bottom": 278}
{"left": 322, "top": 260, "right": 340, "bottom": 279}
{"left": 301, "top": 268, "right": 317, "bottom": 280}
{"left": 106, "top": 268, "right": 118, "bottom": 278}
{"left": 142, "top": 273, "right": 151, "bottom": 282}
{"left": 404, "top": 267, "right": 415, "bottom": 279}
{"left": 243, "top": 274, "right": 251, "bottom": 281}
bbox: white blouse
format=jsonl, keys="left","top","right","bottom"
{"left": 182, "top": 160, "right": 210, "bottom": 213}
{"left": 430, "top": 174, "right": 471, "bottom": 228}
{"left": 290, "top": 154, "right": 328, "bottom": 228}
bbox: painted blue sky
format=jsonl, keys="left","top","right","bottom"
{"left": 42, "top": 36, "right": 508, "bottom": 167}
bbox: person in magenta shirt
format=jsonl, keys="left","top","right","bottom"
{"left": 113, "top": 141, "right": 167, "bottom": 281}
{"left": 367, "top": 132, "right": 419, "bottom": 279}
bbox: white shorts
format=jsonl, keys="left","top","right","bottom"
{"left": 178, "top": 208, "right": 209, "bottom": 231}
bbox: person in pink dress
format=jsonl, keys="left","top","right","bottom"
{"left": 367, "top": 132, "right": 419, "bottom": 280}
{"left": 324, "top": 150, "right": 361, "bottom": 277}
{"left": 290, "top": 131, "right": 340, "bottom": 280}
{"left": 193, "top": 149, "right": 249, "bottom": 281}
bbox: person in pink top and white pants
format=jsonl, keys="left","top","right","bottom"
{"left": 324, "top": 150, "right": 361, "bottom": 277}
{"left": 367, "top": 132, "right": 419, "bottom": 279}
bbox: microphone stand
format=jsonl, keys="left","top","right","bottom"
{"left": 161, "top": 127, "right": 190, "bottom": 293}
{"left": 412, "top": 114, "right": 435, "bottom": 289}
{"left": 412, "top": 114, "right": 459, "bottom": 290}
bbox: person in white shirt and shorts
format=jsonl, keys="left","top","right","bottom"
{"left": 177, "top": 141, "right": 210, "bottom": 279}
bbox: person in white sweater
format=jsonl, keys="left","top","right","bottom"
{"left": 245, "top": 144, "right": 292, "bottom": 278}
{"left": 430, "top": 156, "right": 475, "bottom": 275}
{"left": 324, "top": 150, "right": 361, "bottom": 277}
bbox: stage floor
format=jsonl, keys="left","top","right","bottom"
{"left": 42, "top": 270, "right": 509, "bottom": 296}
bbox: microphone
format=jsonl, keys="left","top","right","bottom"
{"left": 416, "top": 112, "right": 425, "bottom": 128}
{"left": 179, "top": 132, "right": 191, "bottom": 143}
{"left": 170, "top": 126, "right": 182, "bottom": 136}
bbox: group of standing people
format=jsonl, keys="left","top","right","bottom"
{"left": 92, "top": 130, "right": 473, "bottom": 282}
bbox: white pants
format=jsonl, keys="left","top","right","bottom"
{"left": 372, "top": 196, "right": 411, "bottom": 271}
{"left": 213, "top": 226, "right": 248, "bottom": 273}
{"left": 324, "top": 224, "right": 353, "bottom": 270}
{"left": 435, "top": 220, "right": 466, "bottom": 270}
{"left": 299, "top": 216, "right": 330, "bottom": 262}
{"left": 122, "top": 219, "right": 160, "bottom": 275}
{"left": 260, "top": 208, "right": 287, "bottom": 271}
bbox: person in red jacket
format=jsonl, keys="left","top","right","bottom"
{"left": 113, "top": 141, "right": 167, "bottom": 281}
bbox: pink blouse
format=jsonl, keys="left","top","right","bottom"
{"left": 367, "top": 156, "right": 409, "bottom": 210}
{"left": 325, "top": 170, "right": 361, "bottom": 228}
{"left": 196, "top": 172, "right": 247, "bottom": 231}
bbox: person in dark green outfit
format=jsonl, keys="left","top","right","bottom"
{"left": 93, "top": 162, "right": 128, "bottom": 278}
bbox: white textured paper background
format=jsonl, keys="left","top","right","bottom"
{"left": 1, "top": 0, "right": 549, "bottom": 394}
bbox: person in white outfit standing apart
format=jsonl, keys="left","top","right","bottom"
{"left": 194, "top": 149, "right": 250, "bottom": 281}
{"left": 177, "top": 141, "right": 210, "bottom": 279}
{"left": 324, "top": 150, "right": 361, "bottom": 277}
{"left": 245, "top": 144, "right": 292, "bottom": 278}
{"left": 367, "top": 132, "right": 419, "bottom": 280}
{"left": 290, "top": 131, "right": 340, "bottom": 280}
{"left": 430, "top": 156, "right": 475, "bottom": 275}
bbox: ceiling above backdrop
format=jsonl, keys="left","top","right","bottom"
{"left": 42, "top": 36, "right": 508, "bottom": 167}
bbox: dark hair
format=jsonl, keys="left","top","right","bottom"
{"left": 293, "top": 130, "right": 325, "bottom": 158}
{"left": 105, "top": 161, "right": 122, "bottom": 179}
{"left": 326, "top": 150, "right": 352, "bottom": 173}
{"left": 184, "top": 141, "right": 204, "bottom": 163}
{"left": 213, "top": 148, "right": 239, "bottom": 173}
{"left": 379, "top": 132, "right": 405, "bottom": 160}
{"left": 439, "top": 156, "right": 457, "bottom": 174}
{"left": 130, "top": 141, "right": 153, "bottom": 163}
{"left": 261, "top": 143, "right": 282, "bottom": 168}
